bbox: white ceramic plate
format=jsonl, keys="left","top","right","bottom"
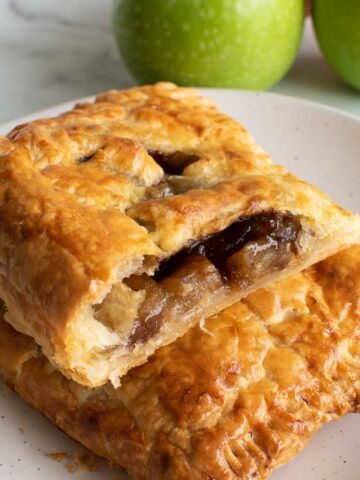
{"left": 0, "top": 90, "right": 359, "bottom": 480}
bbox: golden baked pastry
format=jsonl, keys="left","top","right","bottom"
{"left": 1, "top": 246, "right": 360, "bottom": 479}
{"left": 0, "top": 82, "right": 359, "bottom": 387}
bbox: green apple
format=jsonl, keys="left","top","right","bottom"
{"left": 313, "top": 0, "right": 360, "bottom": 91}
{"left": 112, "top": 0, "right": 304, "bottom": 90}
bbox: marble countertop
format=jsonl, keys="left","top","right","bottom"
{"left": 0, "top": 0, "right": 359, "bottom": 124}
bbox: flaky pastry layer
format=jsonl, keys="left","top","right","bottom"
{"left": 1, "top": 246, "right": 360, "bottom": 479}
{"left": 0, "top": 82, "right": 359, "bottom": 386}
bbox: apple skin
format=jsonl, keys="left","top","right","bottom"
{"left": 112, "top": 0, "right": 304, "bottom": 90}
{"left": 313, "top": 0, "right": 360, "bottom": 92}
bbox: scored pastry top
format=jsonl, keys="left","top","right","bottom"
{"left": 1, "top": 82, "right": 351, "bottom": 263}
{"left": 0, "top": 82, "right": 359, "bottom": 387}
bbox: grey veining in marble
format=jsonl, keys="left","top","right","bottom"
{"left": 0, "top": 0, "right": 359, "bottom": 124}
{"left": 0, "top": 0, "right": 133, "bottom": 123}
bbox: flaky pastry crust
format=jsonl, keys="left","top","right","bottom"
{"left": 1, "top": 246, "right": 360, "bottom": 479}
{"left": 0, "top": 82, "right": 359, "bottom": 386}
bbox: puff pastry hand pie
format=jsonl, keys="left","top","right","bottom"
{"left": 1, "top": 246, "right": 360, "bottom": 479}
{"left": 0, "top": 82, "right": 359, "bottom": 387}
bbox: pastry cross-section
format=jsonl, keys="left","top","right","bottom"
{"left": 0, "top": 82, "right": 359, "bottom": 386}
{"left": 1, "top": 246, "right": 360, "bottom": 479}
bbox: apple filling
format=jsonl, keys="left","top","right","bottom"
{"left": 148, "top": 150, "right": 200, "bottom": 175}
{"left": 93, "top": 212, "right": 301, "bottom": 347}
{"left": 95, "top": 211, "right": 300, "bottom": 347}
{"left": 126, "top": 255, "right": 225, "bottom": 344}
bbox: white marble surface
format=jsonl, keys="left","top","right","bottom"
{"left": 0, "top": 0, "right": 359, "bottom": 124}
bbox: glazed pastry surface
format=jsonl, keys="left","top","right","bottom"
{"left": 0, "top": 82, "right": 359, "bottom": 386}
